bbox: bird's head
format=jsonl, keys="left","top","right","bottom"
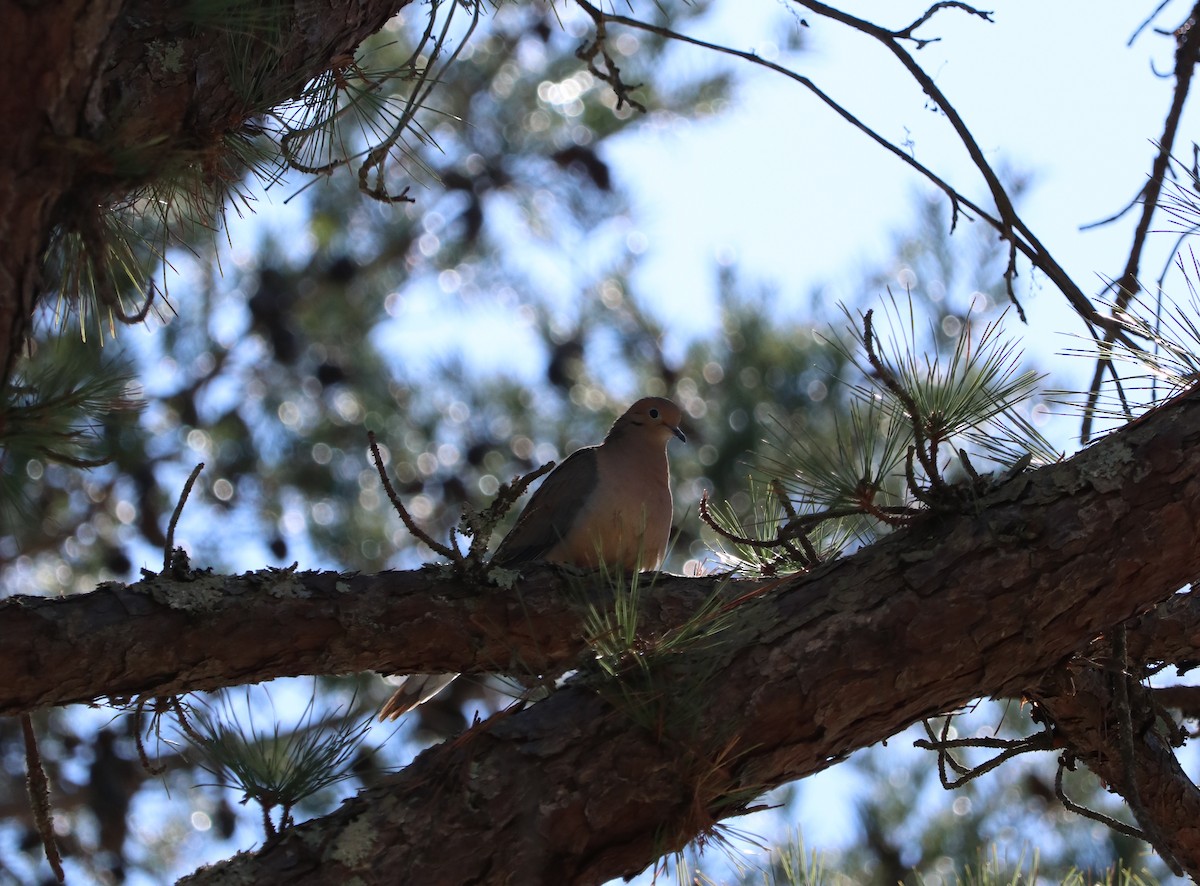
{"left": 608, "top": 397, "right": 686, "bottom": 445}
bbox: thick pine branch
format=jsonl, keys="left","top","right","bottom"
{"left": 1, "top": 389, "right": 1194, "bottom": 882}
{"left": 0, "top": 565, "right": 694, "bottom": 715}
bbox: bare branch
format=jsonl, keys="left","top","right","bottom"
{"left": 1036, "top": 665, "right": 1195, "bottom": 875}
{"left": 478, "top": 461, "right": 557, "bottom": 561}
{"left": 575, "top": 0, "right": 647, "bottom": 112}
{"left": 697, "top": 490, "right": 816, "bottom": 560}
{"left": 896, "top": 3, "right": 993, "bottom": 46}
{"left": 574, "top": 0, "right": 1132, "bottom": 339}
{"left": 1054, "top": 754, "right": 1152, "bottom": 844}
{"left": 1130, "top": 1, "right": 1175, "bottom": 47}
{"left": 164, "top": 462, "right": 204, "bottom": 573}
{"left": 366, "top": 430, "right": 457, "bottom": 560}
{"left": 21, "top": 715, "right": 63, "bottom": 883}
{"left": 1081, "top": 4, "right": 1200, "bottom": 441}
{"left": 794, "top": 1, "right": 1103, "bottom": 327}
{"left": 915, "top": 716, "right": 1054, "bottom": 790}
{"left": 1106, "top": 624, "right": 1183, "bottom": 868}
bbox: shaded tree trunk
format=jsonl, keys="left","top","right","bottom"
{"left": 0, "top": 0, "right": 409, "bottom": 382}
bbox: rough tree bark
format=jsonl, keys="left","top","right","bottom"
{"left": 0, "top": 0, "right": 410, "bottom": 383}
{"left": 0, "top": 384, "right": 1195, "bottom": 882}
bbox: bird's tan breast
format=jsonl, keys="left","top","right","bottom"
{"left": 545, "top": 444, "right": 672, "bottom": 570}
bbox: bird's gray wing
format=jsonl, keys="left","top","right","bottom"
{"left": 490, "top": 447, "right": 598, "bottom": 565}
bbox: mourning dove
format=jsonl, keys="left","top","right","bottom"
{"left": 380, "top": 397, "right": 686, "bottom": 720}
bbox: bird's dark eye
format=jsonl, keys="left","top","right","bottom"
{"left": 649, "top": 408, "right": 660, "bottom": 419}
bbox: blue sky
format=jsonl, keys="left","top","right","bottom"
{"left": 611, "top": 2, "right": 1200, "bottom": 418}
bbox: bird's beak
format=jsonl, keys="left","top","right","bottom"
{"left": 671, "top": 425, "right": 686, "bottom": 443}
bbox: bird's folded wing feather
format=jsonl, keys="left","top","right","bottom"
{"left": 491, "top": 447, "right": 598, "bottom": 565}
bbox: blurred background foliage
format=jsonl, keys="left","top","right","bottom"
{"left": 0, "top": 1, "right": 1175, "bottom": 884}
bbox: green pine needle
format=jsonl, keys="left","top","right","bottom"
{"left": 185, "top": 687, "right": 372, "bottom": 835}
{"left": 1066, "top": 279, "right": 1200, "bottom": 405}
{"left": 2, "top": 341, "right": 139, "bottom": 467}
{"left": 704, "top": 478, "right": 854, "bottom": 573}
{"left": 761, "top": 395, "right": 910, "bottom": 530}
{"left": 844, "top": 294, "right": 1055, "bottom": 468}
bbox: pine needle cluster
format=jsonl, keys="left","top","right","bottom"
{"left": 705, "top": 292, "right": 1058, "bottom": 575}
{"left": 183, "top": 687, "right": 371, "bottom": 837}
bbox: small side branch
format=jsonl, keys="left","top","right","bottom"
{"left": 1054, "top": 754, "right": 1155, "bottom": 844}
{"left": 21, "top": 715, "right": 64, "bottom": 883}
{"left": 1109, "top": 624, "right": 1185, "bottom": 874}
{"left": 895, "top": 2, "right": 994, "bottom": 49}
{"left": 164, "top": 462, "right": 204, "bottom": 573}
{"left": 1081, "top": 5, "right": 1200, "bottom": 442}
{"left": 367, "top": 431, "right": 555, "bottom": 574}
{"left": 575, "top": 0, "right": 1131, "bottom": 330}
{"left": 366, "top": 431, "right": 457, "bottom": 560}
{"left": 476, "top": 460, "right": 556, "bottom": 562}
{"left": 697, "top": 490, "right": 816, "bottom": 567}
{"left": 1034, "top": 661, "right": 1195, "bottom": 876}
{"left": 574, "top": 0, "right": 648, "bottom": 112}
{"left": 915, "top": 715, "right": 1054, "bottom": 789}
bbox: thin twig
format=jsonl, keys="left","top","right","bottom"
{"left": 1129, "top": 0, "right": 1175, "bottom": 47}
{"left": 475, "top": 460, "right": 557, "bottom": 562}
{"left": 171, "top": 696, "right": 207, "bottom": 744}
{"left": 1081, "top": 4, "right": 1200, "bottom": 442}
{"left": 858, "top": 490, "right": 915, "bottom": 527}
{"left": 793, "top": 0, "right": 1109, "bottom": 330}
{"left": 358, "top": 0, "right": 482, "bottom": 203}
{"left": 903, "top": 445, "right": 933, "bottom": 505}
{"left": 923, "top": 716, "right": 969, "bottom": 777}
{"left": 1054, "top": 755, "right": 1149, "bottom": 841}
{"left": 698, "top": 490, "right": 909, "bottom": 558}
{"left": 106, "top": 281, "right": 160, "bottom": 325}
{"left": 698, "top": 491, "right": 788, "bottom": 549}
{"left": 366, "top": 431, "right": 457, "bottom": 560}
{"left": 769, "top": 480, "right": 817, "bottom": 563}
{"left": 21, "top": 714, "right": 64, "bottom": 883}
{"left": 782, "top": 504, "right": 914, "bottom": 534}
{"left": 578, "top": 0, "right": 1146, "bottom": 339}
{"left": 956, "top": 448, "right": 982, "bottom": 486}
{"left": 1055, "top": 750, "right": 1185, "bottom": 876}
{"left": 698, "top": 491, "right": 807, "bottom": 564}
{"left": 575, "top": 0, "right": 647, "bottom": 111}
{"left": 1080, "top": 186, "right": 1149, "bottom": 230}
{"left": 133, "top": 698, "right": 168, "bottom": 776}
{"left": 915, "top": 715, "right": 1055, "bottom": 789}
{"left": 895, "top": 2, "right": 992, "bottom": 44}
{"left": 164, "top": 462, "right": 204, "bottom": 573}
